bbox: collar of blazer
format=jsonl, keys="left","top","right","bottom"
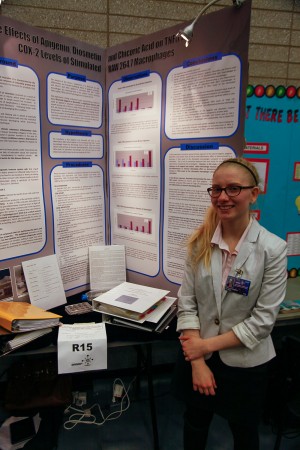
{"left": 212, "top": 219, "right": 261, "bottom": 308}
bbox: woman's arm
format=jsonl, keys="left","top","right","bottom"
{"left": 181, "top": 329, "right": 217, "bottom": 395}
{"left": 233, "top": 238, "right": 287, "bottom": 350}
{"left": 176, "top": 260, "right": 201, "bottom": 332}
{"left": 180, "top": 330, "right": 242, "bottom": 361}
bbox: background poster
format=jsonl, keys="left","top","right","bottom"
{"left": 244, "top": 86, "right": 300, "bottom": 272}
{"left": 1, "top": 3, "right": 251, "bottom": 300}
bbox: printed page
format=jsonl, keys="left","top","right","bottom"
{"left": 49, "top": 130, "right": 104, "bottom": 159}
{"left": 163, "top": 146, "right": 235, "bottom": 284}
{"left": 108, "top": 72, "right": 162, "bottom": 277}
{"left": 89, "top": 245, "right": 126, "bottom": 291}
{"left": 0, "top": 64, "right": 46, "bottom": 261}
{"left": 22, "top": 254, "right": 66, "bottom": 309}
{"left": 165, "top": 54, "right": 241, "bottom": 139}
{"left": 47, "top": 73, "right": 102, "bottom": 128}
{"left": 51, "top": 164, "right": 106, "bottom": 291}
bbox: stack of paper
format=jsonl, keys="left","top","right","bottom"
{"left": 92, "top": 282, "right": 177, "bottom": 333}
{"left": 1, "top": 327, "right": 53, "bottom": 356}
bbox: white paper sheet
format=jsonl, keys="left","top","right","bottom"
{"left": 89, "top": 245, "right": 126, "bottom": 291}
{"left": 57, "top": 323, "right": 107, "bottom": 374}
{"left": 22, "top": 254, "right": 66, "bottom": 310}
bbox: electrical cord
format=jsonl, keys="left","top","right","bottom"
{"left": 63, "top": 376, "right": 136, "bottom": 430}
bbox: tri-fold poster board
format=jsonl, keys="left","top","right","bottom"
{"left": 0, "top": 3, "right": 253, "bottom": 299}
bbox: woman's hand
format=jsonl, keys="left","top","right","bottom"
{"left": 191, "top": 359, "right": 217, "bottom": 395}
{"left": 180, "top": 335, "right": 208, "bottom": 361}
{"left": 180, "top": 330, "right": 242, "bottom": 361}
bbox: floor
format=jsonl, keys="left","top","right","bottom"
{"left": 56, "top": 366, "right": 300, "bottom": 450}
{"left": 1, "top": 331, "right": 300, "bottom": 450}
{"left": 1, "top": 365, "right": 300, "bottom": 449}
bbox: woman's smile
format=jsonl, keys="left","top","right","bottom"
{"left": 217, "top": 204, "right": 234, "bottom": 210}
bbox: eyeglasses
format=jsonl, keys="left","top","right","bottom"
{"left": 207, "top": 186, "right": 255, "bottom": 198}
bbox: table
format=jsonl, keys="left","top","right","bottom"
{"left": 1, "top": 309, "right": 178, "bottom": 450}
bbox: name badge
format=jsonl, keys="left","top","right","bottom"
{"left": 225, "top": 275, "right": 251, "bottom": 296}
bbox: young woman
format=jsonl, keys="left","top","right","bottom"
{"left": 174, "top": 157, "right": 287, "bottom": 450}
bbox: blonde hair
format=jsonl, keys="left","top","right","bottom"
{"left": 187, "top": 157, "right": 259, "bottom": 269}
{"left": 217, "top": 157, "right": 259, "bottom": 187}
{"left": 187, "top": 205, "right": 218, "bottom": 269}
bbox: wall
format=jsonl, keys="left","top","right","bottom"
{"left": 0, "top": 0, "right": 298, "bottom": 372}
{"left": 0, "top": 0, "right": 299, "bottom": 87}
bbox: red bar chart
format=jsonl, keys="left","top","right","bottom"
{"left": 116, "top": 91, "right": 154, "bottom": 113}
{"left": 117, "top": 213, "right": 152, "bottom": 235}
{"left": 115, "top": 150, "right": 152, "bottom": 168}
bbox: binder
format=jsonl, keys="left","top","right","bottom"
{"left": 0, "top": 327, "right": 53, "bottom": 356}
{"left": 0, "top": 301, "right": 61, "bottom": 332}
{"left": 93, "top": 297, "right": 167, "bottom": 322}
{"left": 102, "top": 296, "right": 178, "bottom": 333}
{"left": 92, "top": 282, "right": 170, "bottom": 322}
{"left": 103, "top": 304, "right": 177, "bottom": 334}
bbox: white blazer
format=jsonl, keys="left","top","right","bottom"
{"left": 177, "top": 219, "right": 287, "bottom": 367}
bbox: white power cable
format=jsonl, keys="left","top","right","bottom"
{"left": 63, "top": 376, "right": 135, "bottom": 430}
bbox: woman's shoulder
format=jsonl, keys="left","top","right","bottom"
{"left": 254, "top": 221, "right": 287, "bottom": 252}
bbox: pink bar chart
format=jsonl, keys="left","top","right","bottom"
{"left": 116, "top": 91, "right": 154, "bottom": 113}
{"left": 117, "top": 213, "right": 152, "bottom": 235}
{"left": 115, "top": 150, "right": 152, "bottom": 168}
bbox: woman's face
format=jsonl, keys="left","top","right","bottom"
{"left": 211, "top": 165, "right": 259, "bottom": 224}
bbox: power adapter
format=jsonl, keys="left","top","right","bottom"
{"left": 72, "top": 391, "right": 87, "bottom": 406}
{"left": 112, "top": 383, "right": 124, "bottom": 403}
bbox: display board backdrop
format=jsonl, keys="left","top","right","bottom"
{"left": 0, "top": 2, "right": 252, "bottom": 300}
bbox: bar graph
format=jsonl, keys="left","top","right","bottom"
{"left": 116, "top": 91, "right": 154, "bottom": 113}
{"left": 115, "top": 150, "right": 152, "bottom": 168}
{"left": 117, "top": 213, "right": 152, "bottom": 235}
